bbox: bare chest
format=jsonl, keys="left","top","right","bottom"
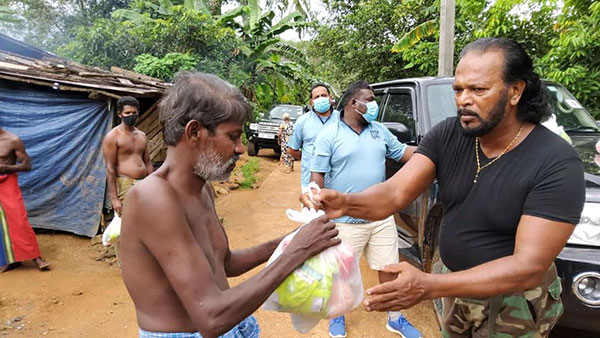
{"left": 116, "top": 133, "right": 147, "bottom": 156}
{"left": 184, "top": 193, "right": 228, "bottom": 274}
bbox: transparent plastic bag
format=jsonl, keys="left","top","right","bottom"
{"left": 102, "top": 214, "right": 121, "bottom": 246}
{"left": 262, "top": 184, "right": 364, "bottom": 333}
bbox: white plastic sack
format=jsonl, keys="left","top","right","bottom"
{"left": 262, "top": 183, "right": 364, "bottom": 333}
{"left": 102, "top": 214, "right": 122, "bottom": 246}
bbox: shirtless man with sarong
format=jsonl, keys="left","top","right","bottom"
{"left": 102, "top": 96, "right": 153, "bottom": 216}
{"left": 120, "top": 72, "right": 340, "bottom": 338}
{"left": 0, "top": 128, "right": 50, "bottom": 272}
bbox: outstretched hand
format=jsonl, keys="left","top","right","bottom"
{"left": 363, "top": 262, "right": 430, "bottom": 312}
{"left": 299, "top": 188, "right": 347, "bottom": 220}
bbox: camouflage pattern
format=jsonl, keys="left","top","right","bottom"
{"left": 441, "top": 264, "right": 563, "bottom": 338}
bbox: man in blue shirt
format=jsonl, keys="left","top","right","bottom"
{"left": 287, "top": 84, "right": 339, "bottom": 193}
{"left": 309, "top": 81, "right": 421, "bottom": 338}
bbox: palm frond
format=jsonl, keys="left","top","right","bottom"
{"left": 112, "top": 9, "right": 149, "bottom": 24}
{"left": 391, "top": 19, "right": 438, "bottom": 53}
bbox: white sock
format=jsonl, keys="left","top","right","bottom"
{"left": 388, "top": 311, "right": 403, "bottom": 321}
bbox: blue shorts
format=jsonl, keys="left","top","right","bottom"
{"left": 139, "top": 316, "right": 260, "bottom": 338}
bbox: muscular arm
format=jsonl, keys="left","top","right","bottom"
{"left": 287, "top": 147, "right": 301, "bottom": 160}
{"left": 102, "top": 132, "right": 120, "bottom": 212}
{"left": 310, "top": 172, "right": 325, "bottom": 188}
{"left": 0, "top": 139, "right": 31, "bottom": 174}
{"left": 126, "top": 182, "right": 337, "bottom": 338}
{"left": 399, "top": 145, "right": 416, "bottom": 163}
{"left": 318, "top": 154, "right": 436, "bottom": 220}
{"left": 142, "top": 140, "right": 153, "bottom": 176}
{"left": 427, "top": 216, "right": 574, "bottom": 298}
{"left": 364, "top": 215, "right": 576, "bottom": 311}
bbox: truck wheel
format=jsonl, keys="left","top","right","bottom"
{"left": 247, "top": 141, "right": 258, "bottom": 156}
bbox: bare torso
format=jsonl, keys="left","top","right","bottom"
{"left": 0, "top": 132, "right": 18, "bottom": 165}
{"left": 108, "top": 126, "right": 150, "bottom": 179}
{"left": 120, "top": 172, "right": 230, "bottom": 332}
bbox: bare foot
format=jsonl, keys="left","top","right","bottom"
{"left": 1, "top": 262, "right": 22, "bottom": 272}
{"left": 34, "top": 257, "right": 50, "bottom": 271}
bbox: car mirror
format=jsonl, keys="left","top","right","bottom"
{"left": 385, "top": 122, "right": 412, "bottom": 143}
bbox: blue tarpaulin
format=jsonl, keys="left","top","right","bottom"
{"left": 0, "top": 81, "right": 112, "bottom": 237}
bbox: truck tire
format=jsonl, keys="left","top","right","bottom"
{"left": 247, "top": 141, "right": 258, "bottom": 156}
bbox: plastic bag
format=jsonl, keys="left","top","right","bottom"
{"left": 102, "top": 214, "right": 121, "bottom": 246}
{"left": 262, "top": 183, "right": 364, "bottom": 333}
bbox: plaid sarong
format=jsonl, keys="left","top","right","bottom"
{"left": 139, "top": 316, "right": 260, "bottom": 338}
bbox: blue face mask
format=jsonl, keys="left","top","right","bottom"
{"left": 313, "top": 97, "right": 331, "bottom": 113}
{"left": 356, "top": 100, "right": 379, "bottom": 123}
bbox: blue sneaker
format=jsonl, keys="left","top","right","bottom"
{"left": 329, "top": 315, "right": 346, "bottom": 338}
{"left": 386, "top": 314, "right": 422, "bottom": 338}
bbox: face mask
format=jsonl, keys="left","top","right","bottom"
{"left": 356, "top": 100, "right": 379, "bottom": 123}
{"left": 122, "top": 114, "right": 138, "bottom": 126}
{"left": 313, "top": 97, "right": 331, "bottom": 113}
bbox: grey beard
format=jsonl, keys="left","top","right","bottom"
{"left": 193, "top": 148, "right": 238, "bottom": 181}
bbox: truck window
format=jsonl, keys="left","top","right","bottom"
{"left": 382, "top": 92, "right": 416, "bottom": 139}
{"left": 427, "top": 84, "right": 456, "bottom": 127}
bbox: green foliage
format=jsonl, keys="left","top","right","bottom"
{"left": 59, "top": 6, "right": 238, "bottom": 76}
{"left": 310, "top": 0, "right": 434, "bottom": 90}
{"left": 239, "top": 158, "right": 261, "bottom": 188}
{"left": 218, "top": 0, "right": 313, "bottom": 114}
{"left": 133, "top": 53, "right": 199, "bottom": 80}
{"left": 539, "top": 0, "right": 600, "bottom": 116}
{"left": 0, "top": 5, "right": 20, "bottom": 23}
{"left": 0, "top": 0, "right": 134, "bottom": 52}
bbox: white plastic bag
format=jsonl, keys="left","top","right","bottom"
{"left": 102, "top": 214, "right": 121, "bottom": 246}
{"left": 262, "top": 183, "right": 364, "bottom": 333}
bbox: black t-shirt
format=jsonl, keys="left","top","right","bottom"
{"left": 416, "top": 117, "right": 585, "bottom": 271}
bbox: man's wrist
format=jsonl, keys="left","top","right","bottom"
{"left": 422, "top": 271, "right": 440, "bottom": 300}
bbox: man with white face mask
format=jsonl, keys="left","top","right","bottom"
{"left": 119, "top": 72, "right": 341, "bottom": 338}
{"left": 288, "top": 84, "right": 340, "bottom": 193}
{"left": 305, "top": 81, "right": 418, "bottom": 338}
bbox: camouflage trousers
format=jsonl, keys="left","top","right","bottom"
{"left": 441, "top": 264, "right": 563, "bottom": 338}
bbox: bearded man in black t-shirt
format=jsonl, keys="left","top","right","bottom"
{"left": 303, "top": 38, "right": 585, "bottom": 337}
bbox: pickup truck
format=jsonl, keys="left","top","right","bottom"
{"left": 369, "top": 76, "right": 600, "bottom": 332}
{"left": 246, "top": 104, "right": 306, "bottom": 156}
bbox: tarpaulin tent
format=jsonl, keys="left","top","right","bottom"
{"left": 0, "top": 33, "right": 167, "bottom": 237}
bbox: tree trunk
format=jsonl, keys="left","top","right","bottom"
{"left": 207, "top": 0, "right": 223, "bottom": 15}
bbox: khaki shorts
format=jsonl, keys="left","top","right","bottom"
{"left": 335, "top": 216, "right": 399, "bottom": 270}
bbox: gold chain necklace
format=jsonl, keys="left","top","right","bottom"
{"left": 474, "top": 125, "right": 524, "bottom": 183}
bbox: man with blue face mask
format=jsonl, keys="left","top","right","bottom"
{"left": 287, "top": 84, "right": 340, "bottom": 193}
{"left": 307, "top": 81, "right": 420, "bottom": 338}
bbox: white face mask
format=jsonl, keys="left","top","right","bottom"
{"left": 193, "top": 146, "right": 239, "bottom": 181}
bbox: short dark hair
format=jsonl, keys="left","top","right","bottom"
{"left": 310, "top": 83, "right": 330, "bottom": 99}
{"left": 459, "top": 37, "right": 550, "bottom": 124}
{"left": 159, "top": 72, "right": 252, "bottom": 146}
{"left": 117, "top": 96, "right": 139, "bottom": 112}
{"left": 340, "top": 80, "right": 372, "bottom": 108}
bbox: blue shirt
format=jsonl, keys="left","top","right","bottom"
{"left": 287, "top": 110, "right": 340, "bottom": 187}
{"left": 310, "top": 118, "right": 407, "bottom": 223}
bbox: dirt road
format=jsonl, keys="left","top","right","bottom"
{"left": 0, "top": 155, "right": 439, "bottom": 337}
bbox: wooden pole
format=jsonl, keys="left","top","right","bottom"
{"left": 438, "top": 0, "right": 455, "bottom": 76}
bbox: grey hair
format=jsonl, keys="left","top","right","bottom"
{"left": 159, "top": 72, "right": 252, "bottom": 146}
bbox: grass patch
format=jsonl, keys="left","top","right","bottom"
{"left": 240, "top": 158, "right": 261, "bottom": 188}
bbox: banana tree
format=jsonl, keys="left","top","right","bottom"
{"left": 219, "top": 0, "right": 310, "bottom": 107}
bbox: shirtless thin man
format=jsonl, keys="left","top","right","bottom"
{"left": 120, "top": 72, "right": 340, "bottom": 338}
{"left": 102, "top": 96, "right": 153, "bottom": 216}
{"left": 0, "top": 128, "right": 50, "bottom": 272}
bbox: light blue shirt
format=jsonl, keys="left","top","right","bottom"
{"left": 287, "top": 109, "right": 340, "bottom": 187}
{"left": 310, "top": 117, "right": 407, "bottom": 223}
